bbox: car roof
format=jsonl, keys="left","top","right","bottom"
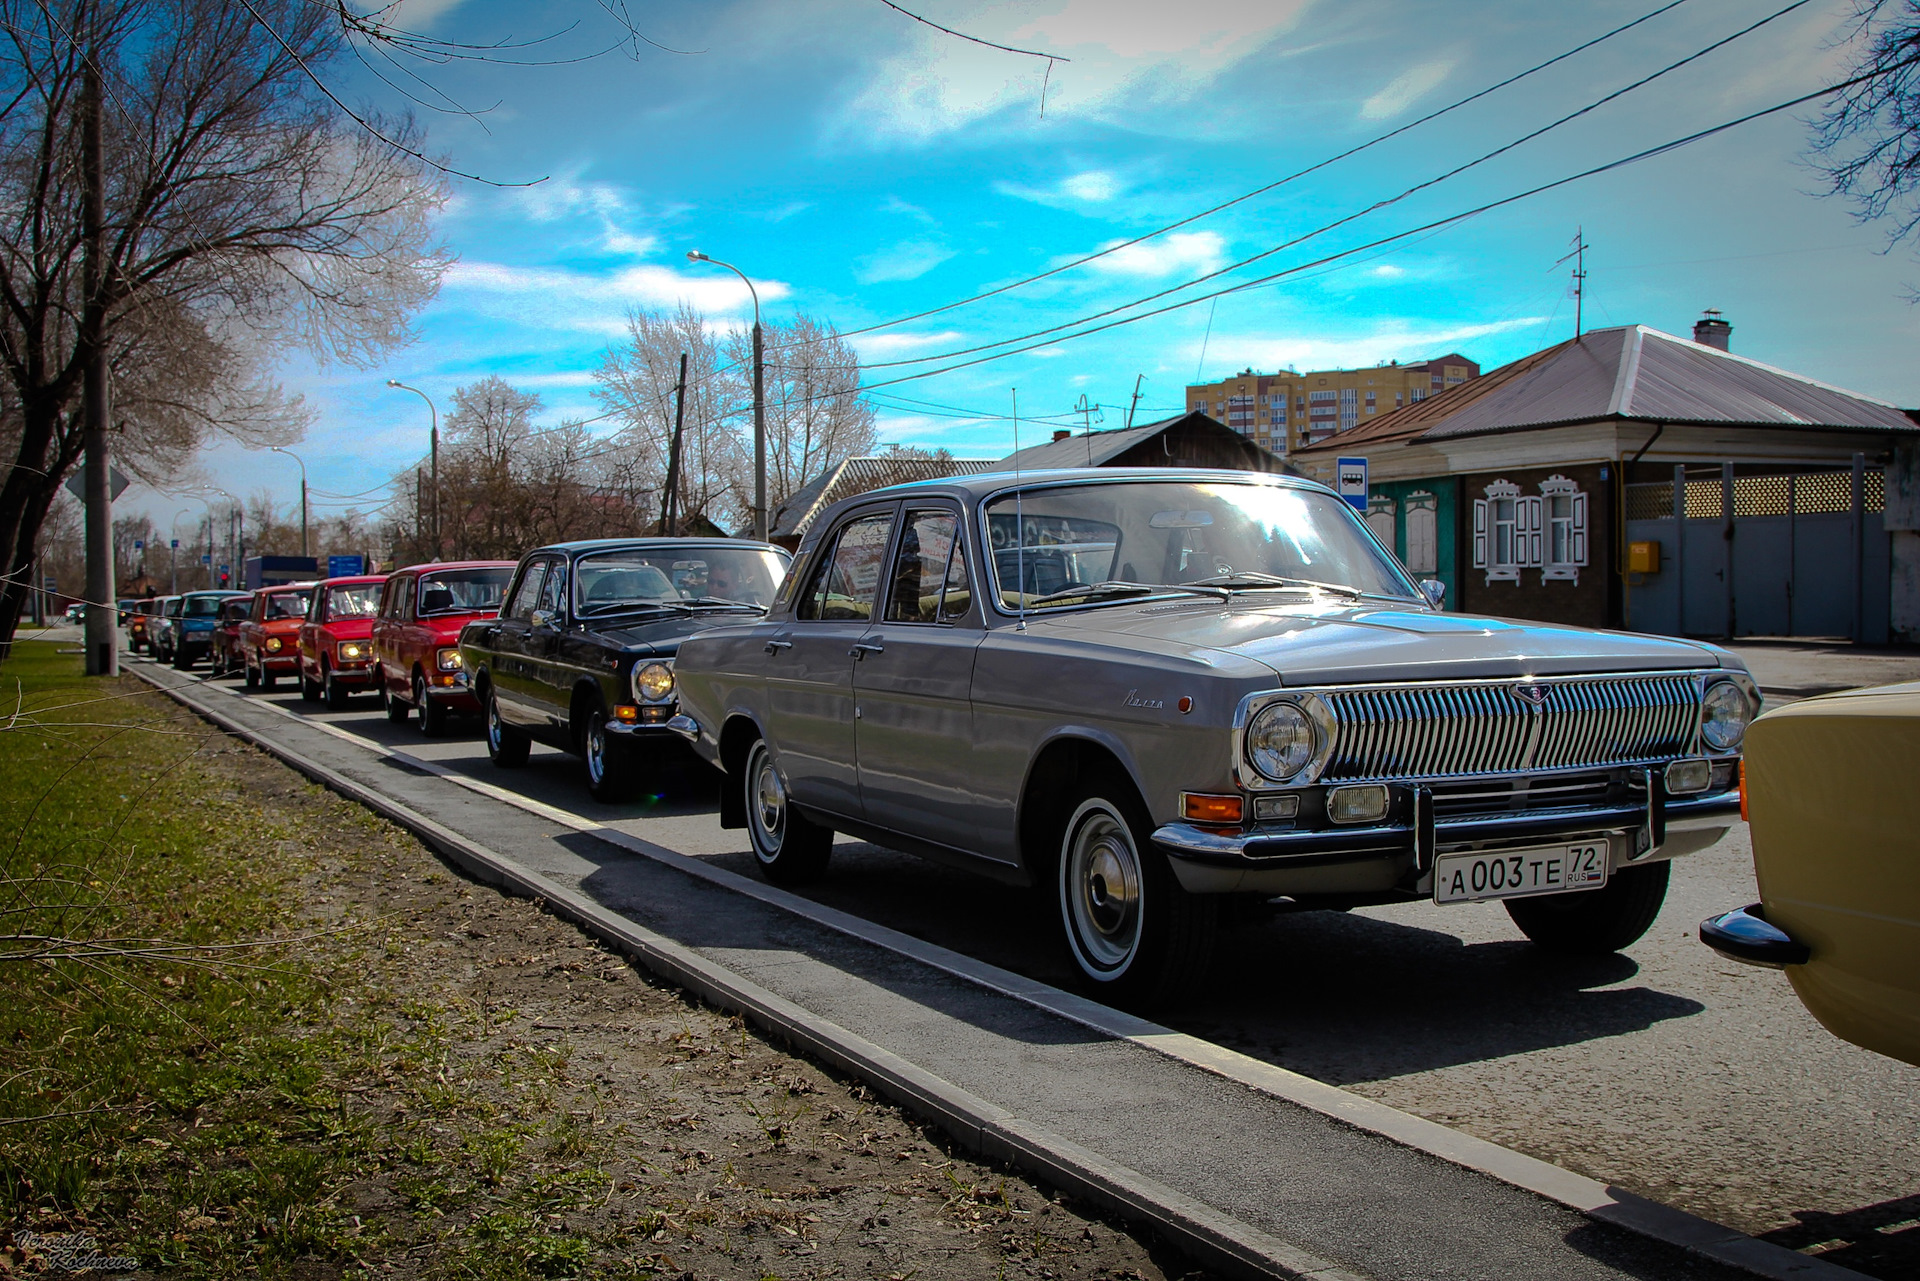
{"left": 314, "top": 574, "right": 388, "bottom": 587}
{"left": 527, "top": 537, "right": 787, "bottom": 556}
{"left": 256, "top": 581, "right": 317, "bottom": 593}
{"left": 182, "top": 589, "right": 248, "bottom": 598}
{"left": 389, "top": 559, "right": 518, "bottom": 576}
{"left": 839, "top": 466, "right": 1336, "bottom": 505}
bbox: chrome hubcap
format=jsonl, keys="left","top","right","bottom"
{"left": 1064, "top": 802, "right": 1142, "bottom": 972}
{"left": 587, "top": 718, "right": 606, "bottom": 783}
{"left": 487, "top": 699, "right": 502, "bottom": 749}
{"left": 749, "top": 746, "right": 785, "bottom": 859}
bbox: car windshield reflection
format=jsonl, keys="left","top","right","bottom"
{"left": 418, "top": 568, "right": 512, "bottom": 615}
{"left": 983, "top": 480, "right": 1419, "bottom": 611}
{"left": 573, "top": 547, "right": 787, "bottom": 616}
{"left": 326, "top": 585, "right": 381, "bottom": 618}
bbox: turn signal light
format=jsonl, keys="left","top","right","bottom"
{"left": 1739, "top": 760, "right": 1747, "bottom": 822}
{"left": 1180, "top": 792, "right": 1244, "bottom": 825}
{"left": 613, "top": 704, "right": 640, "bottom": 723}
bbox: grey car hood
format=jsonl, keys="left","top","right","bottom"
{"left": 1026, "top": 597, "right": 1733, "bottom": 685}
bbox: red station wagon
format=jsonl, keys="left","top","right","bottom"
{"left": 372, "top": 561, "right": 515, "bottom": 734}
{"left": 298, "top": 574, "right": 389, "bottom": 708}
{"left": 240, "top": 582, "right": 316, "bottom": 690}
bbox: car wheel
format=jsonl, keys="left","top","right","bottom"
{"left": 260, "top": 668, "right": 276, "bottom": 690}
{"left": 414, "top": 673, "right": 446, "bottom": 736}
{"left": 383, "top": 680, "right": 409, "bottom": 723}
{"left": 742, "top": 738, "right": 831, "bottom": 884}
{"left": 582, "top": 706, "right": 640, "bottom": 802}
{"left": 323, "top": 665, "right": 351, "bottom": 710}
{"left": 171, "top": 643, "right": 192, "bottom": 670}
{"left": 1056, "top": 777, "right": 1216, "bottom": 1007}
{"left": 1505, "top": 860, "right": 1670, "bottom": 955}
{"left": 244, "top": 659, "right": 259, "bottom": 690}
{"left": 485, "top": 687, "right": 530, "bottom": 767}
{"left": 301, "top": 666, "right": 321, "bottom": 701}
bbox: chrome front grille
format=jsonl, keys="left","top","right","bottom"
{"left": 1317, "top": 674, "right": 1701, "bottom": 782}
{"left": 1427, "top": 770, "right": 1626, "bottom": 819}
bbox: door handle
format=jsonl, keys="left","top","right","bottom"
{"left": 849, "top": 642, "right": 885, "bottom": 659}
{"left": 764, "top": 639, "right": 793, "bottom": 654}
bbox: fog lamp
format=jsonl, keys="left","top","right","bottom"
{"left": 1665, "top": 758, "right": 1712, "bottom": 795}
{"left": 1326, "top": 784, "right": 1390, "bottom": 825}
{"left": 1180, "top": 792, "right": 1244, "bottom": 824}
{"left": 1253, "top": 794, "right": 1300, "bottom": 821}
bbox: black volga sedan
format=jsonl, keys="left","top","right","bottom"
{"left": 458, "top": 537, "right": 791, "bottom": 801}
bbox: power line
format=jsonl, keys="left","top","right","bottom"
{"left": 856, "top": 0, "right": 1814, "bottom": 374}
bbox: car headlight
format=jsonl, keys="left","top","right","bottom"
{"left": 265, "top": 636, "right": 282, "bottom": 653}
{"left": 1247, "top": 701, "right": 1316, "bottom": 782}
{"left": 632, "top": 661, "right": 674, "bottom": 703}
{"left": 436, "top": 647, "right": 463, "bottom": 672}
{"left": 1700, "top": 680, "right": 1752, "bottom": 752}
{"left": 337, "top": 641, "right": 367, "bottom": 661}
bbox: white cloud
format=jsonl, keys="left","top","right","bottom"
{"left": 1079, "top": 230, "right": 1226, "bottom": 278}
{"left": 855, "top": 240, "right": 957, "bottom": 284}
{"left": 1360, "top": 58, "right": 1455, "bottom": 121}
{"left": 1195, "top": 317, "right": 1543, "bottom": 374}
{"left": 390, "top": 0, "right": 468, "bottom": 29}
{"left": 442, "top": 260, "right": 789, "bottom": 329}
{"left": 837, "top": 0, "right": 1317, "bottom": 143}
{"left": 849, "top": 330, "right": 967, "bottom": 359}
{"left": 995, "top": 169, "right": 1128, "bottom": 210}
{"left": 1061, "top": 171, "right": 1119, "bottom": 202}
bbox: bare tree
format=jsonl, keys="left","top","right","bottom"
{"left": 1815, "top": 2, "right": 1920, "bottom": 249}
{"left": 0, "top": 0, "right": 448, "bottom": 656}
{"left": 595, "top": 303, "right": 748, "bottom": 532}
{"left": 733, "top": 316, "right": 878, "bottom": 510}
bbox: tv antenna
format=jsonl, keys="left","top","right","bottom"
{"left": 1554, "top": 227, "right": 1590, "bottom": 340}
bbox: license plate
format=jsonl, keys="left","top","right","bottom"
{"left": 1432, "top": 842, "right": 1609, "bottom": 904}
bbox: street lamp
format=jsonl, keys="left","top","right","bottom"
{"left": 686, "top": 250, "right": 767, "bottom": 542}
{"left": 269, "top": 446, "right": 309, "bottom": 557}
{"left": 166, "top": 508, "right": 195, "bottom": 594}
{"left": 386, "top": 379, "right": 438, "bottom": 555}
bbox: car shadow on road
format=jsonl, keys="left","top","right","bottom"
{"left": 1752, "top": 1191, "right": 1920, "bottom": 1280}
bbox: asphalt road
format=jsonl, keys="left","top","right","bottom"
{"left": 129, "top": 641, "right": 1920, "bottom": 1279}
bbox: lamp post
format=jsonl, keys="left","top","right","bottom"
{"left": 269, "top": 446, "right": 309, "bottom": 557}
{"left": 686, "top": 250, "right": 767, "bottom": 542}
{"left": 166, "top": 508, "right": 194, "bottom": 594}
{"left": 386, "top": 380, "right": 439, "bottom": 555}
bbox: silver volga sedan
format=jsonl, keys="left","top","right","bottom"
{"left": 670, "top": 468, "right": 1754, "bottom": 1004}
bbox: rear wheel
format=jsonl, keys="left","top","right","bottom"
{"left": 485, "top": 686, "right": 529, "bottom": 767}
{"left": 1505, "top": 861, "right": 1671, "bottom": 955}
{"left": 259, "top": 663, "right": 276, "bottom": 690}
{"left": 244, "top": 659, "right": 259, "bottom": 690}
{"left": 301, "top": 666, "right": 321, "bottom": 702}
{"left": 323, "top": 664, "right": 351, "bottom": 710}
{"left": 1056, "top": 777, "right": 1216, "bottom": 1008}
{"left": 742, "top": 738, "right": 831, "bottom": 884}
{"left": 414, "top": 673, "right": 446, "bottom": 736}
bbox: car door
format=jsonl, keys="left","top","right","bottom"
{"left": 376, "top": 573, "right": 412, "bottom": 696}
{"left": 763, "top": 505, "right": 897, "bottom": 822}
{"left": 852, "top": 504, "right": 995, "bottom": 850}
{"left": 527, "top": 556, "right": 572, "bottom": 731}
{"left": 489, "top": 558, "right": 551, "bottom": 725}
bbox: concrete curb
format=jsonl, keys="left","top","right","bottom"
{"left": 134, "top": 667, "right": 1364, "bottom": 1281}
{"left": 131, "top": 662, "right": 1863, "bottom": 1281}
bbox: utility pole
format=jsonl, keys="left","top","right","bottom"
{"left": 685, "top": 252, "right": 766, "bottom": 540}
{"left": 1125, "top": 374, "right": 1145, "bottom": 430}
{"left": 1556, "top": 227, "right": 1589, "bottom": 341}
{"left": 80, "top": 41, "right": 115, "bottom": 675}
{"left": 661, "top": 351, "right": 688, "bottom": 537}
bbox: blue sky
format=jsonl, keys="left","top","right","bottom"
{"left": 142, "top": 0, "right": 1920, "bottom": 532}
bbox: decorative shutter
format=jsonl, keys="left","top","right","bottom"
{"left": 1472, "top": 500, "right": 1488, "bottom": 568}
{"left": 1518, "top": 497, "right": 1544, "bottom": 567}
{"left": 1569, "top": 492, "right": 1589, "bottom": 565}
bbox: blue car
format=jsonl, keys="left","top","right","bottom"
{"left": 168, "top": 590, "right": 251, "bottom": 670}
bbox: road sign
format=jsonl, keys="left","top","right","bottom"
{"left": 170, "top": 539, "right": 179, "bottom": 549}
{"left": 1336, "top": 457, "right": 1369, "bottom": 512}
{"left": 327, "top": 554, "right": 366, "bottom": 578}
{"left": 133, "top": 538, "right": 144, "bottom": 550}
{"left": 62, "top": 464, "right": 130, "bottom": 502}
{"left": 201, "top": 554, "right": 211, "bottom": 565}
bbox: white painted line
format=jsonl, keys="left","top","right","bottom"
{"left": 133, "top": 658, "right": 1866, "bottom": 1281}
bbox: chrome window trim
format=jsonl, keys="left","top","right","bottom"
{"left": 1233, "top": 669, "right": 1748, "bottom": 788}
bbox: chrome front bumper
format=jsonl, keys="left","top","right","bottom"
{"left": 1154, "top": 791, "right": 1741, "bottom": 894}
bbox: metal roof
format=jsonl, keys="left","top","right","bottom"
{"left": 1296, "top": 325, "right": 1916, "bottom": 456}
{"left": 997, "top": 416, "right": 1179, "bottom": 471}
{"left": 770, "top": 455, "right": 998, "bottom": 540}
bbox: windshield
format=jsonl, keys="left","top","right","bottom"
{"left": 263, "top": 590, "right": 312, "bottom": 620}
{"left": 417, "top": 567, "right": 512, "bottom": 615}
{"left": 983, "top": 480, "right": 1419, "bottom": 611}
{"left": 574, "top": 546, "right": 789, "bottom": 615}
{"left": 326, "top": 584, "right": 381, "bottom": 618}
{"left": 183, "top": 595, "right": 239, "bottom": 617}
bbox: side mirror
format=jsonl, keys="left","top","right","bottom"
{"left": 530, "top": 609, "right": 556, "bottom": 629}
{"left": 1420, "top": 579, "right": 1446, "bottom": 609}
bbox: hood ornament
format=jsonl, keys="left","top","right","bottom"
{"left": 1510, "top": 683, "right": 1548, "bottom": 708}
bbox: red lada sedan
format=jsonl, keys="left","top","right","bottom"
{"left": 240, "top": 582, "right": 316, "bottom": 690}
{"left": 298, "top": 574, "right": 388, "bottom": 708}
{"left": 372, "top": 560, "right": 515, "bottom": 735}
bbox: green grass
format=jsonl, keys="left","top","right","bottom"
{"left": 0, "top": 643, "right": 626, "bottom": 1278}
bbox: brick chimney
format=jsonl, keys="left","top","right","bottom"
{"left": 1693, "top": 309, "right": 1731, "bottom": 351}
{"left": 1052, "top": 429, "right": 1071, "bottom": 442}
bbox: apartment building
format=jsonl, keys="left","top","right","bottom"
{"left": 1185, "top": 354, "right": 1480, "bottom": 453}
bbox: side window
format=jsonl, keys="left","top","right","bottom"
{"left": 797, "top": 512, "right": 894, "bottom": 622}
{"left": 398, "top": 576, "right": 417, "bottom": 622}
{"left": 537, "top": 559, "right": 569, "bottom": 618}
{"left": 885, "top": 509, "right": 967, "bottom": 624}
{"left": 504, "top": 561, "right": 547, "bottom": 623}
{"left": 251, "top": 594, "right": 264, "bottom": 622}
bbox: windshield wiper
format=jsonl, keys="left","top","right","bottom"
{"left": 1029, "top": 580, "right": 1228, "bottom": 605}
{"left": 681, "top": 596, "right": 760, "bottom": 610}
{"left": 1184, "top": 572, "right": 1362, "bottom": 597}
{"left": 577, "top": 600, "right": 693, "bottom": 618}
